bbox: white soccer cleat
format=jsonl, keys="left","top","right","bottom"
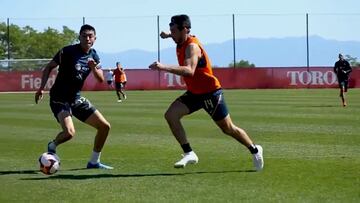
{"left": 252, "top": 145, "right": 264, "bottom": 171}
{"left": 174, "top": 151, "right": 199, "bottom": 168}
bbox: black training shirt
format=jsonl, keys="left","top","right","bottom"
{"left": 50, "top": 44, "right": 101, "bottom": 102}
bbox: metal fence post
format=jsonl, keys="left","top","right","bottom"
{"left": 232, "top": 14, "right": 236, "bottom": 68}
{"left": 7, "top": 18, "right": 10, "bottom": 60}
{"left": 157, "top": 15, "right": 161, "bottom": 89}
{"left": 306, "top": 13, "right": 309, "bottom": 71}
{"left": 157, "top": 15, "right": 160, "bottom": 62}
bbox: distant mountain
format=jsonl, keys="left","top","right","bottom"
{"left": 98, "top": 35, "right": 360, "bottom": 69}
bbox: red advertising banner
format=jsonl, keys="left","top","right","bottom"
{"left": 0, "top": 67, "right": 359, "bottom": 92}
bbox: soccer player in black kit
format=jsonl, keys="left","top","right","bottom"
{"left": 334, "top": 53, "right": 352, "bottom": 107}
{"left": 35, "top": 24, "right": 113, "bottom": 169}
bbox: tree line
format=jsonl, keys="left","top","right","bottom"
{"left": 1, "top": 23, "right": 357, "bottom": 70}
{"left": 0, "top": 23, "right": 77, "bottom": 70}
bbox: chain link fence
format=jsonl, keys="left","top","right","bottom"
{"left": 1, "top": 13, "right": 359, "bottom": 70}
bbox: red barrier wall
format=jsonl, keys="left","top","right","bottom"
{"left": 1, "top": 67, "right": 359, "bottom": 92}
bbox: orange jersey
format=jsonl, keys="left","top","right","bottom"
{"left": 113, "top": 68, "right": 127, "bottom": 83}
{"left": 176, "top": 36, "right": 221, "bottom": 94}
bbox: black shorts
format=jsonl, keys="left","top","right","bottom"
{"left": 50, "top": 97, "right": 96, "bottom": 122}
{"left": 177, "top": 89, "right": 229, "bottom": 121}
{"left": 115, "top": 82, "right": 124, "bottom": 90}
{"left": 107, "top": 80, "right": 113, "bottom": 85}
{"left": 338, "top": 79, "right": 349, "bottom": 92}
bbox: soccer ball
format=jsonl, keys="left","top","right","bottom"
{"left": 39, "top": 152, "right": 60, "bottom": 175}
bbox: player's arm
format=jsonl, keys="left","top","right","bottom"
{"left": 182, "top": 43, "right": 201, "bottom": 76}
{"left": 35, "top": 60, "right": 58, "bottom": 104}
{"left": 88, "top": 58, "right": 104, "bottom": 82}
{"left": 345, "top": 61, "right": 352, "bottom": 74}
{"left": 148, "top": 43, "right": 201, "bottom": 77}
{"left": 123, "top": 74, "right": 127, "bottom": 82}
{"left": 333, "top": 63, "right": 338, "bottom": 74}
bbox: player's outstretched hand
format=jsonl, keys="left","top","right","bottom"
{"left": 35, "top": 90, "right": 43, "bottom": 104}
{"left": 160, "top": 31, "right": 171, "bottom": 39}
{"left": 149, "top": 61, "right": 163, "bottom": 71}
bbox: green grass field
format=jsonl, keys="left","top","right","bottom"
{"left": 0, "top": 89, "right": 359, "bottom": 202}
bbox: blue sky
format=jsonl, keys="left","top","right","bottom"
{"left": 1, "top": 0, "right": 360, "bottom": 53}
{"left": 2, "top": 0, "right": 360, "bottom": 18}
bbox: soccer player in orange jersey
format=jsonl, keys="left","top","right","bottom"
{"left": 113, "top": 62, "right": 127, "bottom": 102}
{"left": 149, "top": 15, "right": 263, "bottom": 171}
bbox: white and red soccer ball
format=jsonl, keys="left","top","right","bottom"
{"left": 38, "top": 152, "right": 60, "bottom": 175}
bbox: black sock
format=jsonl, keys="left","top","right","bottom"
{"left": 181, "top": 143, "right": 192, "bottom": 153}
{"left": 248, "top": 144, "right": 258, "bottom": 154}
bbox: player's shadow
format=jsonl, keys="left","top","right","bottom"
{"left": 294, "top": 104, "right": 338, "bottom": 108}
{"left": 21, "top": 169, "right": 255, "bottom": 180}
{"left": 0, "top": 169, "right": 39, "bottom": 175}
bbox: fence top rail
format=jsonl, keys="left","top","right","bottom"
{"left": 0, "top": 59, "right": 51, "bottom": 62}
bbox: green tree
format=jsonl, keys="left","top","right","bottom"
{"left": 0, "top": 23, "right": 78, "bottom": 70}
{"left": 345, "top": 54, "right": 360, "bottom": 67}
{"left": 0, "top": 22, "right": 8, "bottom": 59}
{"left": 229, "top": 59, "right": 255, "bottom": 68}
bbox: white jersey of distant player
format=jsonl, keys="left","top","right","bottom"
{"left": 106, "top": 70, "right": 114, "bottom": 81}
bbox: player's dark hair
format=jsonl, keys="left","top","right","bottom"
{"left": 170, "top": 14, "right": 191, "bottom": 32}
{"left": 80, "top": 24, "right": 96, "bottom": 35}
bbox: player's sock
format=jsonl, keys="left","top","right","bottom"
{"left": 48, "top": 141, "right": 57, "bottom": 153}
{"left": 248, "top": 144, "right": 259, "bottom": 154}
{"left": 89, "top": 151, "right": 101, "bottom": 164}
{"left": 181, "top": 143, "right": 192, "bottom": 153}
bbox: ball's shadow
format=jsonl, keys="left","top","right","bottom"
{"left": 0, "top": 169, "right": 39, "bottom": 175}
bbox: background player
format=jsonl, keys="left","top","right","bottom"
{"left": 113, "top": 62, "right": 127, "bottom": 102}
{"left": 334, "top": 53, "right": 352, "bottom": 107}
{"left": 106, "top": 68, "right": 114, "bottom": 89}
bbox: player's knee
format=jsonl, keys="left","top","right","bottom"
{"left": 221, "top": 126, "right": 234, "bottom": 135}
{"left": 105, "top": 122, "right": 111, "bottom": 131}
{"left": 220, "top": 123, "right": 238, "bottom": 136}
{"left": 164, "top": 109, "right": 178, "bottom": 122}
{"left": 99, "top": 121, "right": 111, "bottom": 133}
{"left": 164, "top": 109, "right": 172, "bottom": 121}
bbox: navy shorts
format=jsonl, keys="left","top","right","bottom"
{"left": 177, "top": 89, "right": 229, "bottom": 121}
{"left": 50, "top": 97, "right": 96, "bottom": 122}
{"left": 338, "top": 79, "right": 349, "bottom": 92}
{"left": 115, "top": 82, "right": 126, "bottom": 90}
